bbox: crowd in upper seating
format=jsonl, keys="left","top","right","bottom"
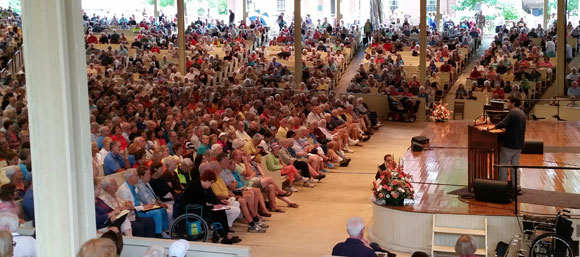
{"left": 347, "top": 17, "right": 477, "bottom": 113}
{"left": 0, "top": 8, "right": 22, "bottom": 71}
{"left": 0, "top": 10, "right": 384, "bottom": 247}
{"left": 461, "top": 19, "right": 561, "bottom": 103}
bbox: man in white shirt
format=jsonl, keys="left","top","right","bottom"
{"left": 235, "top": 121, "right": 252, "bottom": 142}
{"left": 0, "top": 212, "right": 37, "bottom": 257}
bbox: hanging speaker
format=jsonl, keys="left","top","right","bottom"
{"left": 473, "top": 179, "right": 513, "bottom": 204}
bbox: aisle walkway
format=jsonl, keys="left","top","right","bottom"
{"left": 335, "top": 39, "right": 493, "bottom": 102}
{"left": 443, "top": 38, "right": 492, "bottom": 103}
{"left": 236, "top": 122, "right": 428, "bottom": 257}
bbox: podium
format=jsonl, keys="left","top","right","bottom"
{"left": 467, "top": 125, "right": 505, "bottom": 192}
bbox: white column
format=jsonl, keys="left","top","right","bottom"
{"left": 154, "top": 0, "right": 159, "bottom": 22}
{"left": 243, "top": 0, "right": 247, "bottom": 24}
{"left": 543, "top": 0, "right": 549, "bottom": 29}
{"left": 177, "top": 0, "right": 186, "bottom": 75}
{"left": 419, "top": 0, "right": 427, "bottom": 86}
{"left": 337, "top": 0, "right": 341, "bottom": 27}
{"left": 436, "top": 0, "right": 441, "bottom": 32}
{"left": 556, "top": 0, "right": 566, "bottom": 95}
{"left": 21, "top": 0, "right": 95, "bottom": 255}
{"left": 294, "top": 0, "right": 303, "bottom": 85}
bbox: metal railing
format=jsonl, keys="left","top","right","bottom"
{"left": 494, "top": 164, "right": 580, "bottom": 214}
{"left": 1, "top": 46, "right": 24, "bottom": 78}
{"left": 487, "top": 98, "right": 579, "bottom": 120}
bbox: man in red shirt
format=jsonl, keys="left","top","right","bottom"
{"left": 440, "top": 61, "right": 452, "bottom": 72}
{"left": 86, "top": 33, "right": 98, "bottom": 44}
{"left": 382, "top": 39, "right": 393, "bottom": 52}
{"left": 493, "top": 84, "right": 505, "bottom": 99}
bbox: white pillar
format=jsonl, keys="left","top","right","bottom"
{"left": 337, "top": 0, "right": 341, "bottom": 27}
{"left": 419, "top": 0, "right": 427, "bottom": 86}
{"left": 243, "top": 0, "right": 247, "bottom": 24}
{"left": 154, "top": 0, "right": 159, "bottom": 22}
{"left": 294, "top": 0, "right": 303, "bottom": 85}
{"left": 177, "top": 0, "right": 186, "bottom": 75}
{"left": 21, "top": 0, "right": 95, "bottom": 255}
{"left": 436, "top": 0, "right": 441, "bottom": 32}
{"left": 543, "top": 0, "right": 549, "bottom": 29}
{"left": 556, "top": 0, "right": 566, "bottom": 95}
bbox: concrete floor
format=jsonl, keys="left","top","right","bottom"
{"left": 233, "top": 122, "right": 428, "bottom": 257}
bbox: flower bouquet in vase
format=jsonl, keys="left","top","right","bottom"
{"left": 430, "top": 100, "right": 452, "bottom": 122}
{"left": 372, "top": 163, "right": 414, "bottom": 206}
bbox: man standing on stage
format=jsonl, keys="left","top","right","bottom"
{"left": 489, "top": 97, "right": 527, "bottom": 192}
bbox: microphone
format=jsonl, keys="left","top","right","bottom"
{"left": 473, "top": 114, "right": 488, "bottom": 126}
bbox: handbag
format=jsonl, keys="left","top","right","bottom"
{"left": 187, "top": 220, "right": 203, "bottom": 236}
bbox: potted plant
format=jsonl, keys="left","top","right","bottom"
{"left": 372, "top": 164, "right": 414, "bottom": 206}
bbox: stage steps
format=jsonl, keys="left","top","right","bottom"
{"left": 431, "top": 214, "right": 488, "bottom": 257}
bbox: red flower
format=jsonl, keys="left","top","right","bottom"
{"left": 379, "top": 193, "right": 384, "bottom": 198}
{"left": 383, "top": 185, "right": 388, "bottom": 189}
{"left": 387, "top": 187, "right": 392, "bottom": 191}
{"left": 393, "top": 180, "right": 399, "bottom": 185}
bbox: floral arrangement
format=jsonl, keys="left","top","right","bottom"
{"left": 372, "top": 164, "right": 415, "bottom": 206}
{"left": 430, "top": 100, "right": 452, "bottom": 122}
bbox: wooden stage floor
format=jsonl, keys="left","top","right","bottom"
{"left": 387, "top": 121, "right": 580, "bottom": 216}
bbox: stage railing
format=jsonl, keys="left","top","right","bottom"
{"left": 494, "top": 164, "right": 580, "bottom": 215}
{"left": 484, "top": 98, "right": 579, "bottom": 120}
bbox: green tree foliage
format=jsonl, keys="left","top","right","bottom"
{"left": 547, "top": 0, "right": 578, "bottom": 16}
{"left": 452, "top": 0, "right": 497, "bottom": 11}
{"left": 7, "top": 0, "right": 21, "bottom": 14}
{"left": 501, "top": 3, "right": 519, "bottom": 20}
{"left": 146, "top": 0, "right": 175, "bottom": 7}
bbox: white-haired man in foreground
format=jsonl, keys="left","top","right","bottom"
{"left": 331, "top": 216, "right": 377, "bottom": 257}
{"left": 0, "top": 212, "right": 37, "bottom": 257}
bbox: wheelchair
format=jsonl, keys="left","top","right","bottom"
{"left": 169, "top": 204, "right": 225, "bottom": 242}
{"left": 507, "top": 209, "right": 579, "bottom": 257}
{"left": 387, "top": 95, "right": 418, "bottom": 123}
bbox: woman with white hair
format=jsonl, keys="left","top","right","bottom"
{"left": 99, "top": 177, "right": 155, "bottom": 238}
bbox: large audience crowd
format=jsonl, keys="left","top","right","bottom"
{"left": 0, "top": 8, "right": 22, "bottom": 71}
{"left": 3, "top": 5, "right": 580, "bottom": 257}
{"left": 0, "top": 10, "right": 381, "bottom": 255}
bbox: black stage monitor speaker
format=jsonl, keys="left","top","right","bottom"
{"left": 473, "top": 179, "right": 513, "bottom": 204}
{"left": 412, "top": 136, "right": 429, "bottom": 145}
{"left": 412, "top": 142, "right": 423, "bottom": 152}
{"left": 522, "top": 140, "right": 544, "bottom": 154}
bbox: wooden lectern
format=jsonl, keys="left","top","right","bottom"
{"left": 467, "top": 125, "right": 505, "bottom": 192}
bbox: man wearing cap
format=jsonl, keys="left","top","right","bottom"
{"left": 168, "top": 239, "right": 189, "bottom": 257}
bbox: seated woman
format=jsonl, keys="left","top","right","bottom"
{"left": 470, "top": 66, "right": 484, "bottom": 86}
{"left": 98, "top": 177, "right": 155, "bottom": 237}
{"left": 183, "top": 170, "right": 241, "bottom": 244}
{"left": 276, "top": 43, "right": 292, "bottom": 60}
{"left": 94, "top": 178, "right": 131, "bottom": 234}
{"left": 455, "top": 83, "right": 468, "bottom": 99}
{"left": 538, "top": 56, "right": 553, "bottom": 68}
{"left": 0, "top": 184, "right": 21, "bottom": 220}
{"left": 264, "top": 142, "right": 301, "bottom": 192}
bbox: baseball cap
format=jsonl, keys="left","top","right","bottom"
{"left": 168, "top": 239, "right": 189, "bottom": 257}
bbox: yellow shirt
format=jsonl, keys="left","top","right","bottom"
{"left": 275, "top": 126, "right": 288, "bottom": 140}
{"left": 211, "top": 176, "right": 229, "bottom": 199}
{"left": 503, "top": 73, "right": 515, "bottom": 82}
{"left": 242, "top": 141, "right": 258, "bottom": 156}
